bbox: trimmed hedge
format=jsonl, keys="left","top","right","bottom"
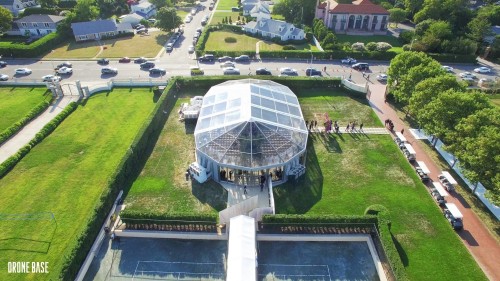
{"left": 365, "top": 205, "right": 409, "bottom": 281}
{"left": 0, "top": 98, "right": 51, "bottom": 145}
{"left": 59, "top": 84, "right": 177, "bottom": 280}
{"left": 261, "top": 214, "right": 378, "bottom": 225}
{"left": 0, "top": 102, "right": 77, "bottom": 179}
{"left": 0, "top": 32, "right": 67, "bottom": 58}
{"left": 120, "top": 210, "right": 218, "bottom": 231}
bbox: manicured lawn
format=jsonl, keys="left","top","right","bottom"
{"left": 44, "top": 32, "right": 168, "bottom": 59}
{"left": 489, "top": 93, "right": 500, "bottom": 107}
{"left": 0, "top": 87, "right": 51, "bottom": 133}
{"left": 216, "top": 0, "right": 238, "bottom": 10}
{"left": 274, "top": 134, "right": 486, "bottom": 280}
{"left": 177, "top": 9, "right": 189, "bottom": 19}
{"left": 0, "top": 88, "right": 157, "bottom": 281}
{"left": 124, "top": 88, "right": 228, "bottom": 214}
{"left": 205, "top": 31, "right": 317, "bottom": 51}
{"left": 210, "top": 11, "right": 242, "bottom": 25}
{"left": 335, "top": 34, "right": 403, "bottom": 52}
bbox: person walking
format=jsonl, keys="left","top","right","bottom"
{"left": 345, "top": 123, "right": 350, "bottom": 131}
{"left": 360, "top": 123, "right": 364, "bottom": 131}
{"left": 401, "top": 128, "right": 404, "bottom": 135}
{"left": 244, "top": 185, "right": 247, "bottom": 195}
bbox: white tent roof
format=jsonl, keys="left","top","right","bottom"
{"left": 441, "top": 171, "right": 457, "bottom": 185}
{"left": 227, "top": 215, "right": 256, "bottom": 281}
{"left": 417, "top": 161, "right": 430, "bottom": 174}
{"left": 432, "top": 182, "right": 449, "bottom": 197}
{"left": 404, "top": 143, "right": 416, "bottom": 155}
{"left": 395, "top": 132, "right": 407, "bottom": 143}
{"left": 445, "top": 203, "right": 463, "bottom": 219}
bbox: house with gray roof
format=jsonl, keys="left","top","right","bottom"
{"left": 119, "top": 12, "right": 145, "bottom": 26}
{"left": 249, "top": 2, "right": 270, "bottom": 19}
{"left": 9, "top": 14, "right": 64, "bottom": 37}
{"left": 0, "top": 0, "right": 39, "bottom": 16}
{"left": 243, "top": 18, "right": 305, "bottom": 41}
{"left": 71, "top": 19, "right": 133, "bottom": 42}
{"left": 130, "top": 0, "right": 156, "bottom": 19}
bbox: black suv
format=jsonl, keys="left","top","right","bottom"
{"left": 198, "top": 54, "right": 215, "bottom": 62}
{"left": 140, "top": 61, "right": 155, "bottom": 68}
{"left": 234, "top": 55, "right": 250, "bottom": 62}
{"left": 305, "top": 68, "right": 322, "bottom": 76}
{"left": 352, "top": 63, "right": 369, "bottom": 71}
{"left": 256, "top": 68, "right": 272, "bottom": 75}
{"left": 0, "top": 61, "right": 7, "bottom": 67}
{"left": 97, "top": 58, "right": 109, "bottom": 65}
{"left": 134, "top": 57, "right": 147, "bottom": 63}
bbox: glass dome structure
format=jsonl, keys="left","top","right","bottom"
{"left": 194, "top": 79, "right": 308, "bottom": 171}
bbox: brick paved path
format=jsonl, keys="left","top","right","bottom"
{"left": 367, "top": 83, "right": 500, "bottom": 281}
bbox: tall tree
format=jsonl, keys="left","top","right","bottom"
{"left": 37, "top": 0, "right": 59, "bottom": 8}
{"left": 467, "top": 16, "right": 492, "bottom": 43}
{"left": 404, "top": 0, "right": 424, "bottom": 19}
{"left": 273, "top": 0, "right": 316, "bottom": 25}
{"left": 156, "top": 7, "right": 182, "bottom": 32}
{"left": 418, "top": 90, "right": 491, "bottom": 142}
{"left": 73, "top": 0, "right": 99, "bottom": 22}
{"left": 0, "top": 7, "right": 13, "bottom": 34}
{"left": 388, "top": 8, "right": 406, "bottom": 27}
{"left": 149, "top": 0, "right": 173, "bottom": 9}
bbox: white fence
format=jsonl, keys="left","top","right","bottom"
{"left": 0, "top": 80, "right": 48, "bottom": 86}
{"left": 84, "top": 79, "right": 169, "bottom": 96}
{"left": 219, "top": 196, "right": 259, "bottom": 225}
{"left": 342, "top": 78, "right": 368, "bottom": 94}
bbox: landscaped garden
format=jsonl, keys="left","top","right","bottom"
{"left": 210, "top": 12, "right": 242, "bottom": 25}
{"left": 43, "top": 31, "right": 168, "bottom": 59}
{"left": 0, "top": 88, "right": 158, "bottom": 281}
{"left": 335, "top": 34, "right": 404, "bottom": 53}
{"left": 0, "top": 87, "right": 51, "bottom": 133}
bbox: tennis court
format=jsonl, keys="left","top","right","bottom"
{"left": 84, "top": 237, "right": 227, "bottom": 281}
{"left": 257, "top": 241, "right": 379, "bottom": 281}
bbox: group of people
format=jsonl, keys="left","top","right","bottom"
{"left": 322, "top": 120, "right": 364, "bottom": 134}
{"left": 305, "top": 120, "right": 318, "bottom": 131}
{"left": 345, "top": 121, "right": 363, "bottom": 132}
{"left": 385, "top": 119, "right": 395, "bottom": 131}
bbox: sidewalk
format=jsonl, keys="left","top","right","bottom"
{"left": 367, "top": 83, "right": 500, "bottom": 281}
{"left": 0, "top": 96, "right": 78, "bottom": 164}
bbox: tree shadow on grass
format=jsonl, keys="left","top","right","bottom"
{"left": 191, "top": 180, "right": 228, "bottom": 211}
{"left": 273, "top": 138, "right": 323, "bottom": 214}
{"left": 391, "top": 233, "right": 409, "bottom": 267}
{"left": 310, "top": 132, "right": 342, "bottom": 153}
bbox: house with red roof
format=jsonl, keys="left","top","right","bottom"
{"left": 315, "top": 0, "right": 389, "bottom": 35}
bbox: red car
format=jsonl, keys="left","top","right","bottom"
{"left": 119, "top": 57, "right": 131, "bottom": 63}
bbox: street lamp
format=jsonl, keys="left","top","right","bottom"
{"left": 410, "top": 38, "right": 417, "bottom": 51}
{"left": 309, "top": 50, "right": 313, "bottom": 70}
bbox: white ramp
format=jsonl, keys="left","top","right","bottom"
{"left": 227, "top": 215, "right": 256, "bottom": 281}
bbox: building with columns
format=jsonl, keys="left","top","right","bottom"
{"left": 315, "top": 0, "right": 389, "bottom": 35}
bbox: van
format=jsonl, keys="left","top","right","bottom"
{"left": 352, "top": 63, "right": 369, "bottom": 71}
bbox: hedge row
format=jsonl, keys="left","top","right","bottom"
{"left": 0, "top": 98, "right": 51, "bottom": 145}
{"left": 0, "top": 102, "right": 77, "bottom": 179}
{"left": 365, "top": 205, "right": 409, "bottom": 281}
{"left": 120, "top": 210, "right": 218, "bottom": 225}
{"left": 59, "top": 84, "right": 177, "bottom": 280}
{"left": 261, "top": 214, "right": 378, "bottom": 225}
{"left": 174, "top": 76, "right": 342, "bottom": 94}
{"left": 0, "top": 32, "right": 67, "bottom": 57}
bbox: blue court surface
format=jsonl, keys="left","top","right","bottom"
{"left": 84, "top": 237, "right": 227, "bottom": 281}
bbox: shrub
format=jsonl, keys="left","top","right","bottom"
{"left": 352, "top": 42, "right": 366, "bottom": 51}
{"left": 224, "top": 36, "right": 237, "bottom": 43}
{"left": 0, "top": 32, "right": 67, "bottom": 57}
{"left": 376, "top": 42, "right": 392, "bottom": 52}
{"left": 282, "top": 45, "right": 296, "bottom": 50}
{"left": 366, "top": 42, "right": 377, "bottom": 51}
{"left": 399, "top": 30, "right": 414, "bottom": 44}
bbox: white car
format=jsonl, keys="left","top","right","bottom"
{"left": 191, "top": 8, "right": 197, "bottom": 15}
{"left": 473, "top": 66, "right": 491, "bottom": 73}
{"left": 279, "top": 67, "right": 298, "bottom": 76}
{"left": 0, "top": 74, "right": 9, "bottom": 81}
{"left": 459, "top": 72, "right": 476, "bottom": 79}
{"left": 15, "top": 68, "right": 32, "bottom": 75}
{"left": 56, "top": 67, "right": 73, "bottom": 74}
{"left": 101, "top": 67, "right": 118, "bottom": 74}
{"left": 42, "top": 74, "right": 61, "bottom": 82}
{"left": 166, "top": 43, "right": 174, "bottom": 52}
{"left": 220, "top": 61, "right": 235, "bottom": 68}
{"left": 223, "top": 67, "right": 240, "bottom": 75}
{"left": 188, "top": 45, "right": 195, "bottom": 53}
{"left": 341, "top": 57, "right": 357, "bottom": 64}
{"left": 184, "top": 16, "right": 193, "bottom": 23}
{"left": 376, "top": 74, "right": 388, "bottom": 81}
{"left": 461, "top": 77, "right": 475, "bottom": 85}
{"left": 442, "top": 66, "right": 453, "bottom": 72}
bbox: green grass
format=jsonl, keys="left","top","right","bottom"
{"left": 274, "top": 134, "right": 486, "bottom": 280}
{"left": 205, "top": 31, "right": 318, "bottom": 51}
{"left": 216, "top": 0, "right": 238, "bottom": 10}
{"left": 335, "top": 34, "right": 403, "bottom": 52}
{"left": 489, "top": 93, "right": 500, "bottom": 107}
{"left": 0, "top": 88, "right": 157, "bottom": 281}
{"left": 210, "top": 11, "right": 242, "bottom": 25}
{"left": 43, "top": 32, "right": 168, "bottom": 59}
{"left": 0, "top": 87, "right": 52, "bottom": 133}
{"left": 124, "top": 88, "right": 227, "bottom": 214}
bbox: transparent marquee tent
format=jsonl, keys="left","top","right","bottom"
{"left": 194, "top": 79, "right": 308, "bottom": 183}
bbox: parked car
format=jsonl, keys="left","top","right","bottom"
{"left": 0, "top": 61, "right": 7, "bottom": 67}
{"left": 0, "top": 74, "right": 9, "bottom": 81}
{"left": 461, "top": 77, "right": 475, "bottom": 85}
{"left": 196, "top": 27, "right": 203, "bottom": 33}
{"left": 56, "top": 67, "right": 72, "bottom": 74}
{"left": 341, "top": 57, "right": 357, "bottom": 64}
{"left": 97, "top": 58, "right": 109, "bottom": 65}
{"left": 473, "top": 66, "right": 491, "bottom": 73}
{"left": 119, "top": 57, "right": 131, "bottom": 63}
{"left": 56, "top": 61, "right": 72, "bottom": 68}
{"left": 208, "top": 2, "right": 214, "bottom": 10}
{"left": 201, "top": 15, "right": 209, "bottom": 25}
{"left": 41, "top": 74, "right": 61, "bottom": 82}
{"left": 15, "top": 68, "right": 32, "bottom": 75}
{"left": 415, "top": 167, "right": 430, "bottom": 182}
{"left": 218, "top": 56, "right": 233, "bottom": 62}
{"left": 352, "top": 63, "right": 369, "bottom": 71}
{"left": 256, "top": 68, "right": 272, "bottom": 75}
{"left": 305, "top": 68, "right": 321, "bottom": 76}
{"left": 279, "top": 67, "right": 298, "bottom": 76}
{"left": 101, "top": 67, "right": 118, "bottom": 74}
{"left": 184, "top": 15, "right": 193, "bottom": 23}
{"left": 140, "top": 62, "right": 155, "bottom": 69}
{"left": 135, "top": 24, "right": 145, "bottom": 30}
{"left": 137, "top": 28, "right": 148, "bottom": 34}
{"left": 231, "top": 6, "right": 240, "bottom": 11}
{"left": 188, "top": 45, "right": 195, "bottom": 53}
{"left": 459, "top": 72, "right": 476, "bottom": 79}
{"left": 223, "top": 67, "right": 240, "bottom": 75}
{"left": 134, "top": 57, "right": 147, "bottom": 63}
{"left": 376, "top": 74, "right": 388, "bottom": 82}
{"left": 198, "top": 54, "right": 215, "bottom": 62}
{"left": 234, "top": 55, "right": 250, "bottom": 62}
{"left": 442, "top": 65, "right": 454, "bottom": 72}
{"left": 148, "top": 18, "right": 156, "bottom": 23}
{"left": 166, "top": 43, "right": 174, "bottom": 52}
{"left": 149, "top": 67, "right": 166, "bottom": 75}
{"left": 220, "top": 61, "right": 235, "bottom": 68}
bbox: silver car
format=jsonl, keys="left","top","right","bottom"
{"left": 223, "top": 67, "right": 240, "bottom": 75}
